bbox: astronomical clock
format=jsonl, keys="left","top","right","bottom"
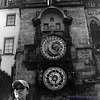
{"left": 32, "top": 6, "right": 74, "bottom": 93}
{"left": 40, "top": 35, "right": 66, "bottom": 60}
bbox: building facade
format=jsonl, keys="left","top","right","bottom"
{"left": 0, "top": 1, "right": 20, "bottom": 99}
{"left": 1, "top": 0, "right": 100, "bottom": 100}
{"left": 0, "top": 8, "right": 20, "bottom": 75}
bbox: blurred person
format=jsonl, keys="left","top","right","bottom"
{"left": 12, "top": 80, "right": 29, "bottom": 100}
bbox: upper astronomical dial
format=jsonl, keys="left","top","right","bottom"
{"left": 40, "top": 35, "right": 66, "bottom": 60}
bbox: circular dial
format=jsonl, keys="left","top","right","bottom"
{"left": 43, "top": 67, "right": 67, "bottom": 90}
{"left": 41, "top": 35, "right": 66, "bottom": 60}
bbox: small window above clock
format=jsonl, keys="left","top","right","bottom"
{"left": 43, "top": 23, "right": 49, "bottom": 30}
{"left": 56, "top": 23, "right": 61, "bottom": 30}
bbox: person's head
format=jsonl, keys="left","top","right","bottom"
{"left": 12, "top": 80, "right": 29, "bottom": 100}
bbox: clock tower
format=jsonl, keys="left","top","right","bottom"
{"left": 32, "top": 5, "right": 74, "bottom": 96}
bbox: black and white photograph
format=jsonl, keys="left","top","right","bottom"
{"left": 0, "top": 0, "right": 100, "bottom": 100}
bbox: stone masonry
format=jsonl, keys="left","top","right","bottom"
{"left": 14, "top": 6, "right": 95, "bottom": 85}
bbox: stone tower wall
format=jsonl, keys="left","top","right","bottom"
{"left": 14, "top": 6, "right": 94, "bottom": 84}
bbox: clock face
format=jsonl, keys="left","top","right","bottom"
{"left": 40, "top": 35, "right": 66, "bottom": 60}
{"left": 43, "top": 67, "right": 67, "bottom": 90}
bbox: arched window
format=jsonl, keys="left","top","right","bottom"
{"left": 90, "top": 19, "right": 100, "bottom": 46}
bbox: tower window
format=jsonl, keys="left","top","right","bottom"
{"left": 44, "top": 23, "right": 49, "bottom": 30}
{"left": 6, "top": 14, "right": 16, "bottom": 26}
{"left": 4, "top": 38, "right": 14, "bottom": 54}
{"left": 90, "top": 19, "right": 100, "bottom": 45}
{"left": 56, "top": 23, "right": 61, "bottom": 30}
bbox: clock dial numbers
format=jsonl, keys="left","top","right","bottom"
{"left": 43, "top": 67, "right": 67, "bottom": 90}
{"left": 41, "top": 35, "right": 66, "bottom": 60}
